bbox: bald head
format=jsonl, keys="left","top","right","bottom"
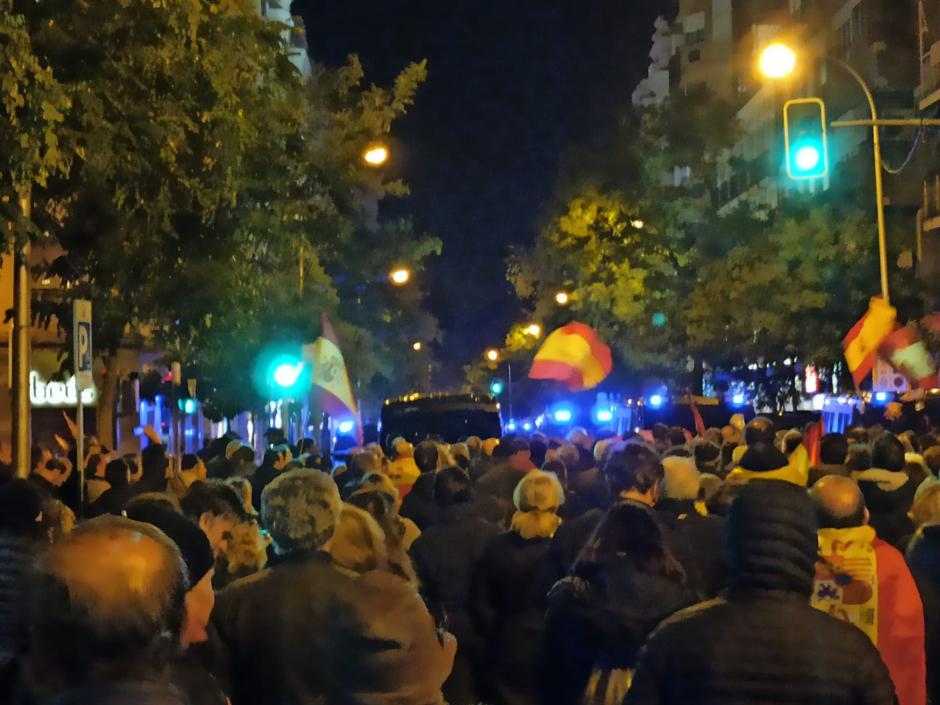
{"left": 31, "top": 516, "right": 187, "bottom": 686}
{"left": 810, "top": 475, "right": 867, "bottom": 529}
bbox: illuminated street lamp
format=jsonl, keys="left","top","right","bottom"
{"left": 412, "top": 341, "right": 423, "bottom": 351}
{"left": 630, "top": 219, "right": 645, "bottom": 230}
{"left": 554, "top": 291, "right": 571, "bottom": 306}
{"left": 525, "top": 323, "right": 542, "bottom": 338}
{"left": 485, "top": 348, "right": 500, "bottom": 363}
{"left": 758, "top": 43, "right": 797, "bottom": 80}
{"left": 363, "top": 143, "right": 390, "bottom": 167}
{"left": 389, "top": 267, "right": 412, "bottom": 286}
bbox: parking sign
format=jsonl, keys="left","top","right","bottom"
{"left": 73, "top": 300, "right": 93, "bottom": 391}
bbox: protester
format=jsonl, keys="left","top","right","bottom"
{"left": 348, "top": 484, "right": 419, "bottom": 582}
{"left": 906, "top": 483, "right": 940, "bottom": 705}
{"left": 471, "top": 471, "right": 564, "bottom": 705}
{"left": 624, "top": 480, "right": 897, "bottom": 705}
{"left": 808, "top": 432, "right": 850, "bottom": 486}
{"left": 250, "top": 444, "right": 292, "bottom": 510}
{"left": 84, "top": 452, "right": 111, "bottom": 504}
{"left": 387, "top": 438, "right": 421, "bottom": 489}
{"left": 853, "top": 435, "right": 916, "bottom": 549}
{"left": 542, "top": 502, "right": 694, "bottom": 705}
{"left": 401, "top": 441, "right": 444, "bottom": 530}
{"left": 180, "top": 480, "right": 245, "bottom": 558}
{"left": 810, "top": 475, "right": 926, "bottom": 705}
{"left": 326, "top": 504, "right": 456, "bottom": 705}
{"left": 410, "top": 467, "right": 501, "bottom": 705}
{"left": 28, "top": 444, "right": 71, "bottom": 501}
{"left": 26, "top": 516, "right": 190, "bottom": 704}
{"left": 475, "top": 437, "right": 538, "bottom": 525}
{"left": 725, "top": 442, "right": 805, "bottom": 486}
{"left": 178, "top": 453, "right": 208, "bottom": 491}
{"left": 88, "top": 457, "right": 132, "bottom": 517}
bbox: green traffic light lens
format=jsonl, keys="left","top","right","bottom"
{"left": 795, "top": 145, "right": 820, "bottom": 172}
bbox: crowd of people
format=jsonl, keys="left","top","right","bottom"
{"left": 2, "top": 412, "right": 940, "bottom": 705}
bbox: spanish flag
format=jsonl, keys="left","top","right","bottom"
{"left": 304, "top": 315, "right": 361, "bottom": 442}
{"left": 843, "top": 297, "right": 896, "bottom": 387}
{"left": 528, "top": 322, "right": 613, "bottom": 391}
{"left": 880, "top": 325, "right": 938, "bottom": 389}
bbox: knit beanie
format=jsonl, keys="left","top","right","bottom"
{"left": 726, "top": 480, "right": 818, "bottom": 596}
{"left": 125, "top": 505, "right": 214, "bottom": 587}
{"left": 739, "top": 443, "right": 790, "bottom": 472}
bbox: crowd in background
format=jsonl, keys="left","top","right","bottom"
{"left": 1, "top": 411, "right": 940, "bottom": 705}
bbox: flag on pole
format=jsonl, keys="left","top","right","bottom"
{"left": 690, "top": 401, "right": 706, "bottom": 437}
{"left": 803, "top": 417, "right": 825, "bottom": 467}
{"left": 843, "top": 297, "right": 897, "bottom": 386}
{"left": 879, "top": 325, "right": 938, "bottom": 389}
{"left": 528, "top": 322, "right": 613, "bottom": 391}
{"left": 304, "top": 314, "right": 361, "bottom": 444}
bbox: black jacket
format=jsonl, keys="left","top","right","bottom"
{"left": 906, "top": 524, "right": 940, "bottom": 705}
{"left": 541, "top": 557, "right": 694, "bottom": 705}
{"left": 853, "top": 468, "right": 916, "bottom": 550}
{"left": 212, "top": 550, "right": 357, "bottom": 705}
{"left": 625, "top": 480, "right": 897, "bottom": 705}
{"left": 400, "top": 473, "right": 440, "bottom": 531}
{"left": 470, "top": 531, "right": 553, "bottom": 705}
{"left": 655, "top": 500, "right": 726, "bottom": 599}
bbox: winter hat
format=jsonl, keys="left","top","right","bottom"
{"left": 261, "top": 469, "right": 341, "bottom": 555}
{"left": 726, "top": 479, "right": 818, "bottom": 596}
{"left": 125, "top": 504, "right": 214, "bottom": 587}
{"left": 739, "top": 443, "right": 790, "bottom": 472}
{"left": 661, "top": 456, "right": 701, "bottom": 501}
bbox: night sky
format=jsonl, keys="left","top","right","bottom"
{"left": 296, "top": 0, "right": 669, "bottom": 382}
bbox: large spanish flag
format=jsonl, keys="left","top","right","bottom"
{"left": 880, "top": 325, "right": 938, "bottom": 389}
{"left": 528, "top": 322, "right": 613, "bottom": 391}
{"left": 843, "top": 297, "right": 897, "bottom": 387}
{"left": 304, "top": 314, "right": 361, "bottom": 442}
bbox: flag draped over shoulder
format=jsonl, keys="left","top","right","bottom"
{"left": 528, "top": 322, "right": 613, "bottom": 391}
{"left": 843, "top": 297, "right": 897, "bottom": 386}
{"left": 304, "top": 314, "right": 361, "bottom": 441}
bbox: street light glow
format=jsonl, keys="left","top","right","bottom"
{"left": 555, "top": 291, "right": 570, "bottom": 306}
{"left": 273, "top": 362, "right": 304, "bottom": 389}
{"left": 759, "top": 43, "right": 797, "bottom": 79}
{"left": 526, "top": 323, "right": 542, "bottom": 337}
{"left": 485, "top": 348, "right": 500, "bottom": 363}
{"left": 412, "top": 341, "right": 422, "bottom": 351}
{"left": 631, "top": 219, "right": 645, "bottom": 230}
{"left": 363, "top": 143, "right": 390, "bottom": 167}
{"left": 389, "top": 267, "right": 411, "bottom": 286}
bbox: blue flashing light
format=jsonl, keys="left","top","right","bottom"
{"left": 594, "top": 408, "right": 614, "bottom": 424}
{"left": 731, "top": 392, "right": 746, "bottom": 407}
{"left": 874, "top": 391, "right": 889, "bottom": 404}
{"left": 648, "top": 394, "right": 664, "bottom": 409}
{"left": 337, "top": 419, "right": 356, "bottom": 435}
{"left": 553, "top": 409, "right": 573, "bottom": 424}
{"left": 506, "top": 419, "right": 518, "bottom": 432}
{"left": 522, "top": 422, "right": 533, "bottom": 432}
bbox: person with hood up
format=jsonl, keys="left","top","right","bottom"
{"left": 542, "top": 503, "right": 695, "bottom": 705}
{"left": 410, "top": 467, "right": 501, "bottom": 705}
{"left": 624, "top": 480, "right": 898, "bottom": 705}
{"left": 725, "top": 441, "right": 807, "bottom": 487}
{"left": 471, "top": 471, "right": 564, "bottom": 705}
{"left": 326, "top": 504, "right": 456, "bottom": 705}
{"left": 810, "top": 475, "right": 926, "bottom": 705}
{"left": 853, "top": 435, "right": 916, "bottom": 549}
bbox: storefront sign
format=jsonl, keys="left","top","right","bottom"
{"left": 30, "top": 371, "right": 97, "bottom": 407}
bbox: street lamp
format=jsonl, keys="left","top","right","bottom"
{"left": 485, "top": 348, "right": 500, "bottom": 363}
{"left": 757, "top": 42, "right": 890, "bottom": 304}
{"left": 363, "top": 143, "right": 390, "bottom": 167}
{"left": 525, "top": 323, "right": 542, "bottom": 338}
{"left": 389, "top": 267, "right": 411, "bottom": 286}
{"left": 630, "top": 219, "right": 645, "bottom": 230}
{"left": 412, "top": 341, "right": 422, "bottom": 351}
{"left": 554, "top": 291, "right": 571, "bottom": 306}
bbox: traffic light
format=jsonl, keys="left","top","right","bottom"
{"left": 783, "top": 98, "right": 829, "bottom": 180}
{"left": 177, "top": 397, "right": 197, "bottom": 415}
{"left": 489, "top": 378, "right": 505, "bottom": 397}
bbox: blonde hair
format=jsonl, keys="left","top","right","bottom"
{"left": 511, "top": 471, "right": 565, "bottom": 539}
{"left": 911, "top": 482, "right": 940, "bottom": 527}
{"left": 330, "top": 504, "right": 388, "bottom": 575}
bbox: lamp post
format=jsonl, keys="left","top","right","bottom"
{"left": 758, "top": 43, "right": 890, "bottom": 303}
{"left": 363, "top": 143, "right": 390, "bottom": 167}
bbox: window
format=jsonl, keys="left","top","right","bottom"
{"left": 688, "top": 49, "right": 702, "bottom": 63}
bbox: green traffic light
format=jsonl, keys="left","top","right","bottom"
{"left": 784, "top": 98, "right": 829, "bottom": 180}
{"left": 178, "top": 398, "right": 197, "bottom": 415}
{"left": 490, "top": 378, "right": 505, "bottom": 397}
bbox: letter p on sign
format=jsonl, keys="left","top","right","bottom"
{"left": 73, "top": 300, "right": 93, "bottom": 391}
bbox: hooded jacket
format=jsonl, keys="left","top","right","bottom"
{"left": 852, "top": 468, "right": 916, "bottom": 549}
{"left": 813, "top": 525, "right": 925, "bottom": 705}
{"left": 624, "top": 480, "right": 898, "bottom": 705}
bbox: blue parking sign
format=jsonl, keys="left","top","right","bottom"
{"left": 73, "top": 300, "right": 93, "bottom": 391}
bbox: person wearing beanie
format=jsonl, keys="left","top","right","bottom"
{"left": 810, "top": 476, "right": 926, "bottom": 705}
{"left": 625, "top": 480, "right": 898, "bottom": 705}
{"left": 725, "top": 442, "right": 807, "bottom": 487}
{"left": 471, "top": 472, "right": 564, "bottom": 705}
{"left": 125, "top": 505, "right": 228, "bottom": 705}
{"left": 325, "top": 505, "right": 456, "bottom": 705}
{"left": 213, "top": 470, "right": 356, "bottom": 705}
